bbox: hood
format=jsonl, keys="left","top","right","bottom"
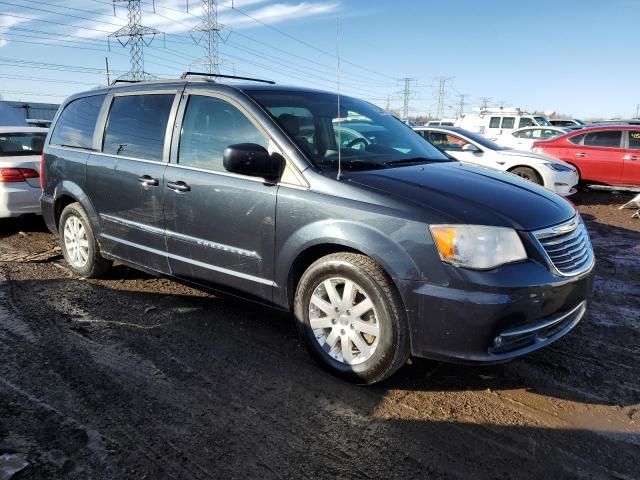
{"left": 345, "top": 162, "right": 576, "bottom": 231}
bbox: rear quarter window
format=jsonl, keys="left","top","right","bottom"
{"left": 568, "top": 133, "right": 586, "bottom": 145}
{"left": 50, "top": 94, "right": 105, "bottom": 149}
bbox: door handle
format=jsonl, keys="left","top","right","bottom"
{"left": 138, "top": 175, "right": 159, "bottom": 187}
{"left": 167, "top": 181, "right": 191, "bottom": 193}
{"left": 575, "top": 153, "right": 586, "bottom": 158}
{"left": 624, "top": 155, "right": 638, "bottom": 161}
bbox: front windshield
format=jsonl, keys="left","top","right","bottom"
{"left": 534, "top": 116, "right": 551, "bottom": 126}
{"left": 248, "top": 90, "right": 451, "bottom": 171}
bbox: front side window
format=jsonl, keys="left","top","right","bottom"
{"left": 50, "top": 94, "right": 105, "bottom": 149}
{"left": 0, "top": 132, "right": 47, "bottom": 156}
{"left": 178, "top": 95, "right": 268, "bottom": 172}
{"left": 501, "top": 117, "right": 515, "bottom": 129}
{"left": 489, "top": 117, "right": 500, "bottom": 128}
{"left": 583, "top": 131, "right": 622, "bottom": 148}
{"left": 518, "top": 117, "right": 535, "bottom": 128}
{"left": 102, "top": 94, "right": 174, "bottom": 161}
{"left": 534, "top": 116, "right": 551, "bottom": 126}
{"left": 629, "top": 131, "right": 640, "bottom": 150}
{"left": 247, "top": 90, "right": 450, "bottom": 171}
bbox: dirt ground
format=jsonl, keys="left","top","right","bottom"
{"left": 0, "top": 190, "right": 638, "bottom": 479}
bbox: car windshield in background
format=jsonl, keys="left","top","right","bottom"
{"left": 0, "top": 132, "right": 47, "bottom": 156}
{"left": 247, "top": 90, "right": 451, "bottom": 171}
{"left": 534, "top": 117, "right": 551, "bottom": 126}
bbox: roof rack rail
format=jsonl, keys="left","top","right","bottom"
{"left": 180, "top": 71, "right": 275, "bottom": 85}
{"left": 110, "top": 79, "right": 141, "bottom": 85}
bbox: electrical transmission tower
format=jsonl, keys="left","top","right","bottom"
{"left": 399, "top": 77, "right": 416, "bottom": 121}
{"left": 109, "top": 0, "right": 161, "bottom": 81}
{"left": 479, "top": 97, "right": 492, "bottom": 110}
{"left": 457, "top": 94, "right": 468, "bottom": 118}
{"left": 191, "top": 0, "right": 225, "bottom": 74}
{"left": 434, "top": 77, "right": 453, "bottom": 119}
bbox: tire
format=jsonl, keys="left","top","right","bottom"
{"left": 294, "top": 253, "right": 410, "bottom": 385}
{"left": 59, "top": 202, "right": 112, "bottom": 278}
{"left": 510, "top": 166, "right": 543, "bottom": 185}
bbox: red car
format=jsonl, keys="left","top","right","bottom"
{"left": 532, "top": 126, "right": 640, "bottom": 187}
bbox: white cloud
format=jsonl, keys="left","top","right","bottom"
{"left": 0, "top": 14, "right": 33, "bottom": 48}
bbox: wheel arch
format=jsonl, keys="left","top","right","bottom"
{"left": 53, "top": 181, "right": 101, "bottom": 232}
{"left": 507, "top": 164, "right": 545, "bottom": 186}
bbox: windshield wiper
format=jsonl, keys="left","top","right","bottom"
{"left": 385, "top": 157, "right": 439, "bottom": 166}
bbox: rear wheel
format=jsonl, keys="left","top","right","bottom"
{"left": 510, "top": 166, "right": 543, "bottom": 185}
{"left": 59, "top": 202, "right": 112, "bottom": 278}
{"left": 294, "top": 253, "right": 410, "bottom": 384}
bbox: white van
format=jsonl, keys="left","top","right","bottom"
{"left": 455, "top": 108, "right": 551, "bottom": 139}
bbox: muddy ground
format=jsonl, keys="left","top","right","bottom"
{"left": 0, "top": 190, "right": 638, "bottom": 479}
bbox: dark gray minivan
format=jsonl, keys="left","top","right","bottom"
{"left": 41, "top": 76, "right": 594, "bottom": 384}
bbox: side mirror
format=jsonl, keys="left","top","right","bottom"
{"left": 223, "top": 143, "right": 285, "bottom": 180}
{"left": 462, "top": 143, "right": 481, "bottom": 153}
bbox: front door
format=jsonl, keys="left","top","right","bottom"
{"left": 163, "top": 92, "right": 278, "bottom": 302}
{"left": 574, "top": 130, "right": 624, "bottom": 184}
{"left": 86, "top": 91, "right": 179, "bottom": 272}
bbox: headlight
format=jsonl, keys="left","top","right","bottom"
{"left": 544, "top": 162, "right": 573, "bottom": 172}
{"left": 429, "top": 225, "right": 527, "bottom": 269}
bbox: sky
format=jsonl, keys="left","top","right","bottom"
{"left": 0, "top": 0, "right": 637, "bottom": 119}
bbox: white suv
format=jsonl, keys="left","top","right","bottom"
{"left": 455, "top": 108, "right": 552, "bottom": 139}
{"left": 415, "top": 126, "right": 578, "bottom": 196}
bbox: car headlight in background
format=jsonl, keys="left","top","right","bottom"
{"left": 429, "top": 225, "right": 527, "bottom": 269}
{"left": 544, "top": 162, "right": 574, "bottom": 172}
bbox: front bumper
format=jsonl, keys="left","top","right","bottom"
{"left": 397, "top": 259, "right": 594, "bottom": 363}
{"left": 542, "top": 169, "right": 579, "bottom": 197}
{"left": 0, "top": 182, "right": 42, "bottom": 218}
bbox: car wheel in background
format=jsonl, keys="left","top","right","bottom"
{"left": 510, "top": 166, "right": 543, "bottom": 185}
{"left": 294, "top": 252, "right": 410, "bottom": 384}
{"left": 59, "top": 202, "right": 112, "bottom": 278}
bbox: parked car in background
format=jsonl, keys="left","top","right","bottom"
{"left": 495, "top": 126, "right": 570, "bottom": 151}
{"left": 415, "top": 126, "right": 578, "bottom": 196}
{"left": 0, "top": 126, "right": 47, "bottom": 218}
{"left": 40, "top": 77, "right": 594, "bottom": 384}
{"left": 549, "top": 119, "right": 585, "bottom": 127}
{"left": 532, "top": 126, "right": 640, "bottom": 187}
{"left": 455, "top": 108, "right": 551, "bottom": 138}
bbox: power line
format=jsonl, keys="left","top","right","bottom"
{"left": 190, "top": 0, "right": 224, "bottom": 74}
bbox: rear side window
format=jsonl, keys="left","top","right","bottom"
{"left": 628, "top": 131, "right": 640, "bottom": 149}
{"left": 501, "top": 117, "right": 515, "bottom": 129}
{"left": 102, "top": 94, "right": 174, "bottom": 161}
{"left": 568, "top": 133, "right": 586, "bottom": 145}
{"left": 178, "top": 95, "right": 268, "bottom": 172}
{"left": 489, "top": 117, "right": 500, "bottom": 128}
{"left": 50, "top": 94, "right": 105, "bottom": 149}
{"left": 583, "top": 131, "right": 622, "bottom": 148}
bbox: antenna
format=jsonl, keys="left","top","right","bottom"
{"left": 336, "top": 17, "right": 342, "bottom": 181}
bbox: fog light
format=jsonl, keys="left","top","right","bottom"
{"left": 493, "top": 336, "right": 503, "bottom": 348}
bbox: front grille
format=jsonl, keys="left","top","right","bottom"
{"left": 534, "top": 216, "right": 594, "bottom": 276}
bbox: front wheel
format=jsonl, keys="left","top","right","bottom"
{"left": 59, "top": 202, "right": 112, "bottom": 278}
{"left": 294, "top": 253, "right": 410, "bottom": 384}
{"left": 510, "top": 166, "right": 543, "bottom": 185}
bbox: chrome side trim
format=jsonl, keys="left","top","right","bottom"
{"left": 498, "top": 301, "right": 586, "bottom": 338}
{"left": 100, "top": 233, "right": 275, "bottom": 287}
{"left": 100, "top": 214, "right": 261, "bottom": 259}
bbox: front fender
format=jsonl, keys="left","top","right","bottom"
{"left": 273, "top": 219, "right": 423, "bottom": 308}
